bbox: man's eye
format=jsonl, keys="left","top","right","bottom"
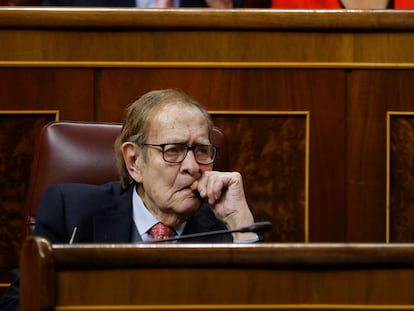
{"left": 196, "top": 146, "right": 209, "bottom": 155}
{"left": 164, "top": 145, "right": 182, "bottom": 154}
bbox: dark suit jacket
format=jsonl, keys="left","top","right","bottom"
{"left": 0, "top": 181, "right": 232, "bottom": 311}
{"left": 34, "top": 181, "right": 232, "bottom": 243}
{"left": 41, "top": 0, "right": 240, "bottom": 7}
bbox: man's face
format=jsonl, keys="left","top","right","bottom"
{"left": 136, "top": 103, "right": 213, "bottom": 226}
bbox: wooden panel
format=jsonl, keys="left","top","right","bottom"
{"left": 0, "top": 112, "right": 57, "bottom": 273}
{"left": 345, "top": 70, "right": 388, "bottom": 242}
{"left": 0, "top": 68, "right": 95, "bottom": 282}
{"left": 96, "top": 68, "right": 316, "bottom": 119}
{"left": 212, "top": 113, "right": 308, "bottom": 242}
{"left": 0, "top": 30, "right": 354, "bottom": 62}
{"left": 0, "top": 68, "right": 95, "bottom": 119}
{"left": 56, "top": 268, "right": 414, "bottom": 306}
{"left": 389, "top": 114, "right": 414, "bottom": 242}
{"left": 1, "top": 10, "right": 414, "bottom": 64}
{"left": 308, "top": 69, "right": 346, "bottom": 242}
{"left": 353, "top": 32, "right": 414, "bottom": 63}
{"left": 346, "top": 70, "right": 414, "bottom": 242}
{"left": 2, "top": 30, "right": 414, "bottom": 64}
{"left": 19, "top": 237, "right": 414, "bottom": 311}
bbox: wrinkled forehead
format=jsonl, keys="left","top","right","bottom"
{"left": 148, "top": 102, "right": 209, "bottom": 140}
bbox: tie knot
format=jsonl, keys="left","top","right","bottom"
{"left": 149, "top": 222, "right": 176, "bottom": 241}
{"left": 155, "top": 0, "right": 172, "bottom": 7}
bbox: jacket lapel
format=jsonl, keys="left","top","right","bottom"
{"left": 184, "top": 211, "right": 216, "bottom": 235}
{"left": 182, "top": 202, "right": 229, "bottom": 242}
{"left": 93, "top": 184, "right": 134, "bottom": 243}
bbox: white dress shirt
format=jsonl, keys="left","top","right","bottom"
{"left": 135, "top": 0, "right": 180, "bottom": 7}
{"left": 131, "top": 185, "right": 186, "bottom": 241}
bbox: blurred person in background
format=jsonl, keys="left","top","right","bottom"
{"left": 271, "top": 0, "right": 414, "bottom": 9}
{"left": 41, "top": 0, "right": 237, "bottom": 7}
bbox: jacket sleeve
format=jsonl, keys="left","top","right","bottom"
{"left": 32, "top": 185, "right": 71, "bottom": 243}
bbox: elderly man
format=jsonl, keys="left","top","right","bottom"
{"left": 0, "top": 89, "right": 259, "bottom": 311}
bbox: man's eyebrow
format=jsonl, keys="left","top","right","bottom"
{"left": 161, "top": 136, "right": 210, "bottom": 144}
{"left": 164, "top": 141, "right": 211, "bottom": 145}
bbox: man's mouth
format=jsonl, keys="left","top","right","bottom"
{"left": 178, "top": 185, "right": 201, "bottom": 199}
{"left": 178, "top": 184, "right": 194, "bottom": 192}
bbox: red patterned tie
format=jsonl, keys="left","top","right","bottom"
{"left": 149, "top": 223, "right": 176, "bottom": 241}
{"left": 155, "top": 0, "right": 172, "bottom": 7}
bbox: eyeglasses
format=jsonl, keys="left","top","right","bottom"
{"left": 142, "top": 143, "right": 218, "bottom": 164}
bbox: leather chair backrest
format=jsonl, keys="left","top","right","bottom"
{"left": 23, "top": 120, "right": 230, "bottom": 236}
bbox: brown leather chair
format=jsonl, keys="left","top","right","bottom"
{"left": 23, "top": 120, "right": 230, "bottom": 237}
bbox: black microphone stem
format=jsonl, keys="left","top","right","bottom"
{"left": 151, "top": 221, "right": 272, "bottom": 243}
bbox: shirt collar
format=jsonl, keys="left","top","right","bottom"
{"left": 132, "top": 185, "right": 186, "bottom": 241}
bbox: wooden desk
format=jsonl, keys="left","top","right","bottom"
{"left": 20, "top": 236, "right": 414, "bottom": 311}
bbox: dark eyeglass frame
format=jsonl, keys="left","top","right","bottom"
{"left": 142, "top": 143, "right": 218, "bottom": 164}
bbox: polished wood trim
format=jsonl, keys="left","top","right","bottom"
{"left": 54, "top": 304, "right": 414, "bottom": 311}
{"left": 2, "top": 61, "right": 414, "bottom": 68}
{"left": 0, "top": 110, "right": 60, "bottom": 119}
{"left": 1, "top": 8, "right": 414, "bottom": 30}
{"left": 20, "top": 236, "right": 55, "bottom": 311}
{"left": 305, "top": 112, "right": 310, "bottom": 242}
{"left": 387, "top": 112, "right": 391, "bottom": 244}
{"left": 51, "top": 242, "right": 414, "bottom": 267}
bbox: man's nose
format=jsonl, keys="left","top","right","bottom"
{"left": 181, "top": 149, "right": 200, "bottom": 171}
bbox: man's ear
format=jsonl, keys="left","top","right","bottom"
{"left": 121, "top": 142, "right": 143, "bottom": 183}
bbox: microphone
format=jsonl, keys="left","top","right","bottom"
{"left": 151, "top": 221, "right": 272, "bottom": 243}
{"left": 69, "top": 226, "right": 78, "bottom": 244}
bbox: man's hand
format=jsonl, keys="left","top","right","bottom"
{"left": 191, "top": 171, "right": 257, "bottom": 241}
